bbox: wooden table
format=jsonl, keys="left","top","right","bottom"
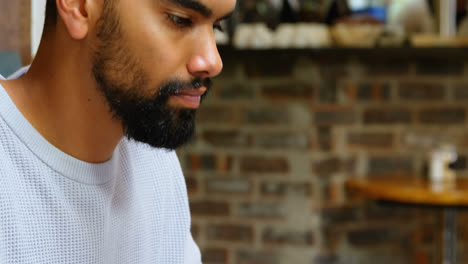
{"left": 347, "top": 177, "right": 468, "bottom": 264}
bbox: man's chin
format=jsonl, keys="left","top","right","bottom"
{"left": 124, "top": 109, "right": 196, "bottom": 150}
{"left": 126, "top": 129, "right": 195, "bottom": 150}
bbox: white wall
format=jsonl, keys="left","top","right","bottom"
{"left": 31, "top": 0, "right": 46, "bottom": 57}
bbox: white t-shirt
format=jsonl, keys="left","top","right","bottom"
{"left": 0, "top": 67, "right": 201, "bottom": 264}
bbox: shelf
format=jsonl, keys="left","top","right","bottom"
{"left": 218, "top": 46, "right": 468, "bottom": 60}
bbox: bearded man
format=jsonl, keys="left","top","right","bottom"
{"left": 0, "top": 0, "right": 235, "bottom": 263}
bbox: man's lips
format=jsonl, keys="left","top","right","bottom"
{"left": 171, "top": 87, "right": 207, "bottom": 108}
{"left": 175, "top": 87, "right": 207, "bottom": 97}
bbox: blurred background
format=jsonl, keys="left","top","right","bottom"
{"left": 3, "top": 0, "right": 468, "bottom": 263}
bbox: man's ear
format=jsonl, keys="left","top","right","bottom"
{"left": 55, "top": 0, "right": 90, "bottom": 40}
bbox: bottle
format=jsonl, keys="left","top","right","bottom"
{"left": 429, "top": 143, "right": 457, "bottom": 191}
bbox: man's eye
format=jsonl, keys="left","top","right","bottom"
{"left": 213, "top": 23, "right": 224, "bottom": 32}
{"left": 167, "top": 14, "right": 193, "bottom": 28}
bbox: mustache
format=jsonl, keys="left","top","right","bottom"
{"left": 158, "top": 78, "right": 212, "bottom": 97}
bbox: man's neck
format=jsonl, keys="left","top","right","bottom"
{"left": 0, "top": 35, "right": 124, "bottom": 163}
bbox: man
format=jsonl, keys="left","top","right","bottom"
{"left": 0, "top": 0, "right": 236, "bottom": 263}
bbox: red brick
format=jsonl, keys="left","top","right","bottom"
{"left": 319, "top": 79, "right": 338, "bottom": 103}
{"left": 321, "top": 206, "right": 361, "bottom": 225}
{"left": 458, "top": 132, "right": 468, "bottom": 149}
{"left": 317, "top": 126, "right": 333, "bottom": 151}
{"left": 453, "top": 83, "right": 468, "bottom": 100}
{"left": 411, "top": 224, "right": 435, "bottom": 245}
{"left": 413, "top": 251, "right": 431, "bottom": 264}
{"left": 240, "top": 156, "right": 289, "bottom": 174}
{"left": 260, "top": 181, "right": 311, "bottom": 197}
{"left": 205, "top": 178, "right": 252, "bottom": 195}
{"left": 314, "top": 157, "right": 356, "bottom": 175}
{"left": 202, "top": 130, "right": 250, "bottom": 148}
{"left": 191, "top": 223, "right": 200, "bottom": 240}
{"left": 254, "top": 131, "right": 312, "bottom": 150}
{"left": 458, "top": 250, "right": 468, "bottom": 264}
{"left": 322, "top": 225, "right": 343, "bottom": 250}
{"left": 347, "top": 132, "right": 394, "bottom": 150}
{"left": 415, "top": 59, "right": 463, "bottom": 75}
{"left": 320, "top": 179, "right": 342, "bottom": 205}
{"left": 236, "top": 249, "right": 279, "bottom": 264}
{"left": 243, "top": 54, "right": 295, "bottom": 78}
{"left": 237, "top": 202, "right": 285, "bottom": 218}
{"left": 202, "top": 248, "right": 229, "bottom": 264}
{"left": 399, "top": 82, "right": 445, "bottom": 100}
{"left": 186, "top": 153, "right": 233, "bottom": 172}
{"left": 364, "top": 201, "right": 419, "bottom": 222}
{"left": 314, "top": 253, "right": 341, "bottom": 264}
{"left": 185, "top": 176, "right": 198, "bottom": 195}
{"left": 190, "top": 200, "right": 230, "bottom": 217}
{"left": 460, "top": 215, "right": 468, "bottom": 239}
{"left": 314, "top": 106, "right": 357, "bottom": 126}
{"left": 218, "top": 82, "right": 255, "bottom": 100}
{"left": 319, "top": 59, "right": 349, "bottom": 77}
{"left": 368, "top": 156, "right": 413, "bottom": 175}
{"left": 262, "top": 227, "right": 314, "bottom": 246}
{"left": 363, "top": 59, "right": 410, "bottom": 75}
{"left": 261, "top": 82, "right": 315, "bottom": 100}
{"left": 364, "top": 108, "right": 412, "bottom": 124}
{"left": 418, "top": 108, "right": 466, "bottom": 124}
{"left": 344, "top": 83, "right": 358, "bottom": 101}
{"left": 197, "top": 106, "right": 238, "bottom": 124}
{"left": 243, "top": 107, "right": 290, "bottom": 125}
{"left": 347, "top": 227, "right": 400, "bottom": 246}
{"left": 353, "top": 82, "right": 391, "bottom": 101}
{"left": 206, "top": 224, "right": 253, "bottom": 242}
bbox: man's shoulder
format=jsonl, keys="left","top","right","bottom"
{"left": 0, "top": 118, "right": 21, "bottom": 175}
{"left": 0, "top": 115, "right": 14, "bottom": 148}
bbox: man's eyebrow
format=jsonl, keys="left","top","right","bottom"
{"left": 166, "top": 0, "right": 213, "bottom": 18}
{"left": 219, "top": 11, "right": 234, "bottom": 21}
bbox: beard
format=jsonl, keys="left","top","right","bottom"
{"left": 90, "top": 2, "right": 211, "bottom": 150}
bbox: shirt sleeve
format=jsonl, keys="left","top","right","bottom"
{"left": 184, "top": 232, "right": 202, "bottom": 264}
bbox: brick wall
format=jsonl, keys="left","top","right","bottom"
{"left": 177, "top": 48, "right": 468, "bottom": 264}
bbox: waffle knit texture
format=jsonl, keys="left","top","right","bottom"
{"left": 0, "top": 67, "right": 201, "bottom": 264}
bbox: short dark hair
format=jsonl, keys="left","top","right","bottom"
{"left": 44, "top": 0, "right": 58, "bottom": 29}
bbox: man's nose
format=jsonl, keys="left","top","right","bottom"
{"left": 187, "top": 33, "right": 223, "bottom": 79}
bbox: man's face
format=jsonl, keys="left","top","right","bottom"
{"left": 90, "top": 0, "right": 236, "bottom": 150}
